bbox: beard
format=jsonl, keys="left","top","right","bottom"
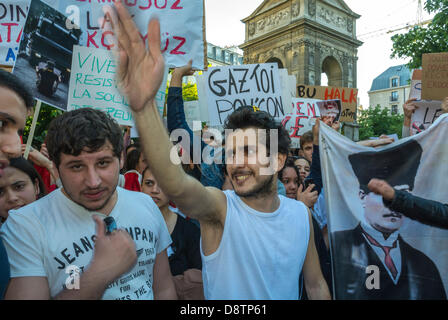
{"left": 233, "top": 174, "right": 275, "bottom": 199}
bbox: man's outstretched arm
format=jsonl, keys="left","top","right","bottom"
{"left": 109, "top": 2, "right": 226, "bottom": 224}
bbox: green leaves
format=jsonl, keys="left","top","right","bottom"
{"left": 391, "top": 0, "right": 448, "bottom": 69}
{"left": 358, "top": 105, "right": 404, "bottom": 141}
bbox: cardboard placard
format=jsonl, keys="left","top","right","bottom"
{"left": 297, "top": 84, "right": 358, "bottom": 122}
{"left": 422, "top": 52, "right": 448, "bottom": 101}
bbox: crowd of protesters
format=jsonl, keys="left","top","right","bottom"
{"left": 0, "top": 2, "right": 447, "bottom": 300}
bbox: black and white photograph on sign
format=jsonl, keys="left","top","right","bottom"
{"left": 13, "top": 0, "right": 83, "bottom": 111}
{"left": 316, "top": 99, "right": 341, "bottom": 127}
{"left": 320, "top": 116, "right": 448, "bottom": 300}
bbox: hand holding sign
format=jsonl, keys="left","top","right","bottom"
{"left": 110, "top": 2, "right": 165, "bottom": 113}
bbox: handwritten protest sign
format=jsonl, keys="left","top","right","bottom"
{"left": 0, "top": 1, "right": 29, "bottom": 66}
{"left": 297, "top": 84, "right": 357, "bottom": 122}
{"left": 422, "top": 52, "right": 448, "bottom": 101}
{"left": 410, "top": 70, "right": 442, "bottom": 135}
{"left": 68, "top": 45, "right": 167, "bottom": 126}
{"left": 54, "top": 0, "right": 205, "bottom": 69}
{"left": 282, "top": 98, "right": 321, "bottom": 148}
{"left": 203, "top": 63, "right": 290, "bottom": 126}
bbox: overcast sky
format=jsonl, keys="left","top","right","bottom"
{"left": 205, "top": 0, "right": 433, "bottom": 107}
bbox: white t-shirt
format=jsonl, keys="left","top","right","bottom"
{"left": 0, "top": 187, "right": 171, "bottom": 300}
{"left": 201, "top": 190, "right": 310, "bottom": 300}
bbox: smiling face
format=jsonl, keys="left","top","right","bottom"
{"left": 225, "top": 128, "right": 284, "bottom": 199}
{"left": 57, "top": 141, "right": 122, "bottom": 214}
{"left": 0, "top": 166, "right": 39, "bottom": 220}
{"left": 141, "top": 168, "right": 169, "bottom": 208}
{"left": 281, "top": 167, "right": 299, "bottom": 199}
{"left": 0, "top": 87, "right": 28, "bottom": 177}
{"left": 294, "top": 158, "right": 310, "bottom": 181}
{"left": 361, "top": 185, "right": 410, "bottom": 234}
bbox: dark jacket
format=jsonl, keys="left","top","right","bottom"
{"left": 332, "top": 224, "right": 446, "bottom": 300}
{"left": 385, "top": 190, "right": 448, "bottom": 229}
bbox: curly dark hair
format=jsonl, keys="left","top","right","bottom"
{"left": 46, "top": 108, "right": 123, "bottom": 168}
{"left": 223, "top": 107, "right": 291, "bottom": 155}
{"left": 0, "top": 69, "right": 34, "bottom": 110}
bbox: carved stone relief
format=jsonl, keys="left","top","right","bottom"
{"left": 308, "top": 0, "right": 316, "bottom": 16}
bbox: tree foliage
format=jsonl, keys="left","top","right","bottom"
{"left": 391, "top": 0, "right": 448, "bottom": 69}
{"left": 23, "top": 102, "right": 63, "bottom": 149}
{"left": 357, "top": 105, "right": 404, "bottom": 141}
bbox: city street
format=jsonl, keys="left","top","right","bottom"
{"left": 13, "top": 56, "right": 69, "bottom": 111}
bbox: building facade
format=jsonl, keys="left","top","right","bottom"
{"left": 207, "top": 43, "right": 244, "bottom": 67}
{"left": 368, "top": 65, "right": 412, "bottom": 115}
{"left": 240, "top": 0, "right": 362, "bottom": 88}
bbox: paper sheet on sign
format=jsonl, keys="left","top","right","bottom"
{"left": 68, "top": 45, "right": 168, "bottom": 126}
{"left": 51, "top": 0, "right": 205, "bottom": 69}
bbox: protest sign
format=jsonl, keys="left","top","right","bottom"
{"left": 203, "top": 63, "right": 291, "bottom": 126}
{"left": 281, "top": 98, "right": 320, "bottom": 149}
{"left": 53, "top": 0, "right": 205, "bottom": 69}
{"left": 316, "top": 99, "right": 342, "bottom": 125}
{"left": 68, "top": 45, "right": 133, "bottom": 126}
{"left": 0, "top": 1, "right": 29, "bottom": 66}
{"left": 409, "top": 70, "right": 442, "bottom": 135}
{"left": 184, "top": 100, "right": 201, "bottom": 129}
{"left": 12, "top": 0, "right": 83, "bottom": 111}
{"left": 422, "top": 52, "right": 448, "bottom": 101}
{"left": 68, "top": 45, "right": 168, "bottom": 126}
{"left": 321, "top": 115, "right": 448, "bottom": 300}
{"left": 297, "top": 84, "right": 357, "bottom": 122}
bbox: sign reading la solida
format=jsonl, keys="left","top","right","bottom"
{"left": 240, "top": 0, "right": 362, "bottom": 121}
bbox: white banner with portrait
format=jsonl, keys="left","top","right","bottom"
{"left": 320, "top": 114, "right": 448, "bottom": 300}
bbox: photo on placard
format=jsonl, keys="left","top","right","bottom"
{"left": 13, "top": 0, "right": 84, "bottom": 111}
{"left": 316, "top": 99, "right": 342, "bottom": 126}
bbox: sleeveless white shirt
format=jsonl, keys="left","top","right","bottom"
{"left": 201, "top": 190, "right": 310, "bottom": 300}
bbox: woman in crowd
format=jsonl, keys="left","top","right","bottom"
{"left": 294, "top": 156, "right": 311, "bottom": 182}
{"left": 141, "top": 166, "right": 203, "bottom": 299}
{"left": 0, "top": 157, "right": 47, "bottom": 225}
{"left": 121, "top": 147, "right": 146, "bottom": 191}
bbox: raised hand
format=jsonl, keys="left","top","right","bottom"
{"left": 403, "top": 98, "right": 419, "bottom": 120}
{"left": 170, "top": 59, "right": 194, "bottom": 87}
{"left": 108, "top": 1, "right": 165, "bottom": 112}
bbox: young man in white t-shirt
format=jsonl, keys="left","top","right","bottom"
{"left": 108, "top": 2, "right": 331, "bottom": 300}
{"left": 1, "top": 108, "right": 176, "bottom": 300}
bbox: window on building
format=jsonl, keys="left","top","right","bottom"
{"left": 215, "top": 47, "right": 222, "bottom": 62}
{"left": 391, "top": 105, "right": 398, "bottom": 114}
{"left": 207, "top": 45, "right": 216, "bottom": 59}
{"left": 391, "top": 91, "right": 398, "bottom": 102}
{"left": 391, "top": 77, "right": 399, "bottom": 88}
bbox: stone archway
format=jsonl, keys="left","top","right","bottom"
{"left": 321, "top": 56, "right": 343, "bottom": 87}
{"left": 266, "top": 57, "right": 284, "bottom": 69}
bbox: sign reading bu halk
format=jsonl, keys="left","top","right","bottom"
{"left": 297, "top": 84, "right": 358, "bottom": 122}
{"left": 54, "top": 0, "right": 205, "bottom": 69}
{"left": 203, "top": 63, "right": 289, "bottom": 126}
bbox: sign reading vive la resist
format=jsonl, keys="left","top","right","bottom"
{"left": 54, "top": 0, "right": 205, "bottom": 69}
{"left": 297, "top": 84, "right": 358, "bottom": 122}
{"left": 204, "top": 63, "right": 288, "bottom": 126}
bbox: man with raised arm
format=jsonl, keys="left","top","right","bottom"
{"left": 110, "top": 1, "right": 330, "bottom": 300}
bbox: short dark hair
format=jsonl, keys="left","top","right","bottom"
{"left": 224, "top": 107, "right": 291, "bottom": 155}
{"left": 0, "top": 69, "right": 34, "bottom": 110}
{"left": 46, "top": 108, "right": 123, "bottom": 167}
{"left": 9, "top": 157, "right": 47, "bottom": 198}
{"left": 300, "top": 131, "right": 313, "bottom": 150}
